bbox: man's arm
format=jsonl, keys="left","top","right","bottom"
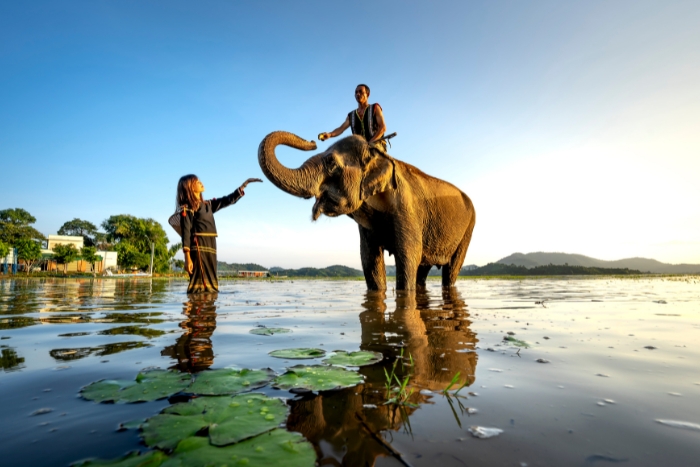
{"left": 368, "top": 104, "right": 386, "bottom": 143}
{"left": 320, "top": 115, "right": 351, "bottom": 141}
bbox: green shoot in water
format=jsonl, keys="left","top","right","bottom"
{"left": 383, "top": 348, "right": 417, "bottom": 407}
{"left": 442, "top": 371, "right": 470, "bottom": 396}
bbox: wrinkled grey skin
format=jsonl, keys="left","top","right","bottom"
{"left": 258, "top": 131, "right": 476, "bottom": 291}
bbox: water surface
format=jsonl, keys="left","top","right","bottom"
{"left": 1, "top": 277, "right": 699, "bottom": 466}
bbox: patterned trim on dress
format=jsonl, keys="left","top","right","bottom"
{"left": 192, "top": 246, "right": 217, "bottom": 254}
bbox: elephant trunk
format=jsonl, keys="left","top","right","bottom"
{"left": 258, "top": 131, "right": 323, "bottom": 199}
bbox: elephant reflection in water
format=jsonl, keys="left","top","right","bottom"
{"left": 286, "top": 287, "right": 478, "bottom": 466}
{"left": 161, "top": 293, "right": 218, "bottom": 373}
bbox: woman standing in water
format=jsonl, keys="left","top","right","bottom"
{"left": 176, "top": 175, "right": 261, "bottom": 293}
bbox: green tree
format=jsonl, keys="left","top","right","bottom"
{"left": 58, "top": 218, "right": 98, "bottom": 247}
{"left": 0, "top": 239, "right": 10, "bottom": 275}
{"left": 80, "top": 246, "right": 102, "bottom": 276}
{"left": 0, "top": 208, "right": 45, "bottom": 245}
{"left": 93, "top": 231, "right": 113, "bottom": 251}
{"left": 0, "top": 240, "right": 9, "bottom": 260}
{"left": 102, "top": 215, "right": 178, "bottom": 273}
{"left": 16, "top": 238, "right": 42, "bottom": 275}
{"left": 53, "top": 243, "right": 80, "bottom": 275}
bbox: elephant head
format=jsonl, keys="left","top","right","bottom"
{"left": 258, "top": 131, "right": 397, "bottom": 220}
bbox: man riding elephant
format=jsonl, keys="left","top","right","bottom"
{"left": 319, "top": 84, "right": 388, "bottom": 151}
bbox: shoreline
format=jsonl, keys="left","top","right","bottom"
{"left": 1, "top": 273, "right": 697, "bottom": 282}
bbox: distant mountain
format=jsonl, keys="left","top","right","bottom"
{"left": 496, "top": 252, "right": 700, "bottom": 274}
{"left": 463, "top": 263, "right": 644, "bottom": 276}
{"left": 218, "top": 262, "right": 267, "bottom": 272}
{"left": 268, "top": 264, "right": 363, "bottom": 277}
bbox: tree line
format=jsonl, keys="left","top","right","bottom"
{"left": 0, "top": 208, "right": 180, "bottom": 275}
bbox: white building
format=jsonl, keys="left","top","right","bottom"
{"left": 43, "top": 235, "right": 117, "bottom": 272}
{"left": 47, "top": 234, "right": 84, "bottom": 251}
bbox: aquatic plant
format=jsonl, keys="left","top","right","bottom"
{"left": 273, "top": 365, "right": 363, "bottom": 391}
{"left": 442, "top": 371, "right": 469, "bottom": 396}
{"left": 162, "top": 429, "right": 315, "bottom": 467}
{"left": 74, "top": 427, "right": 315, "bottom": 466}
{"left": 80, "top": 370, "right": 192, "bottom": 403}
{"left": 186, "top": 368, "right": 274, "bottom": 396}
{"left": 81, "top": 368, "right": 275, "bottom": 402}
{"left": 97, "top": 325, "right": 166, "bottom": 338}
{"left": 503, "top": 335, "right": 530, "bottom": 348}
{"left": 322, "top": 350, "right": 383, "bottom": 367}
{"left": 268, "top": 348, "right": 326, "bottom": 359}
{"left": 383, "top": 348, "right": 416, "bottom": 407}
{"left": 141, "top": 394, "right": 288, "bottom": 450}
{"left": 72, "top": 450, "right": 167, "bottom": 466}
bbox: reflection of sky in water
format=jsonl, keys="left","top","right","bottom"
{"left": 0, "top": 277, "right": 699, "bottom": 466}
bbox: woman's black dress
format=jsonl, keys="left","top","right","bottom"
{"left": 180, "top": 189, "right": 243, "bottom": 293}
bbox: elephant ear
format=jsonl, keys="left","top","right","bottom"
{"left": 360, "top": 152, "right": 397, "bottom": 200}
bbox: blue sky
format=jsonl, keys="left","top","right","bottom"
{"left": 2, "top": 1, "right": 699, "bottom": 268}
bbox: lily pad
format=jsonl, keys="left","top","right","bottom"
{"left": 142, "top": 394, "right": 288, "bottom": 450}
{"left": 72, "top": 450, "right": 167, "bottom": 466}
{"left": 118, "top": 418, "right": 147, "bottom": 431}
{"left": 160, "top": 429, "right": 315, "bottom": 467}
{"left": 187, "top": 368, "right": 274, "bottom": 396}
{"left": 503, "top": 336, "right": 530, "bottom": 348}
{"left": 81, "top": 370, "right": 192, "bottom": 403}
{"left": 323, "top": 350, "right": 383, "bottom": 367}
{"left": 273, "top": 365, "right": 363, "bottom": 392}
{"left": 249, "top": 327, "right": 292, "bottom": 336}
{"left": 268, "top": 348, "right": 326, "bottom": 359}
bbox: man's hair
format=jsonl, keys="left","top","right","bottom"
{"left": 356, "top": 84, "right": 370, "bottom": 95}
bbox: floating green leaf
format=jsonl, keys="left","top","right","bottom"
{"left": 249, "top": 327, "right": 292, "bottom": 336}
{"left": 273, "top": 365, "right": 363, "bottom": 391}
{"left": 81, "top": 370, "right": 192, "bottom": 403}
{"left": 142, "top": 393, "right": 288, "bottom": 450}
{"left": 187, "top": 368, "right": 274, "bottom": 396}
{"left": 119, "top": 418, "right": 147, "bottom": 431}
{"left": 98, "top": 325, "right": 166, "bottom": 339}
{"left": 323, "top": 350, "right": 383, "bottom": 367}
{"left": 503, "top": 336, "right": 530, "bottom": 348}
{"left": 268, "top": 348, "right": 326, "bottom": 359}
{"left": 160, "top": 429, "right": 315, "bottom": 467}
{"left": 72, "top": 450, "right": 167, "bottom": 466}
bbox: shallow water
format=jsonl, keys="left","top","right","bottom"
{"left": 1, "top": 277, "right": 700, "bottom": 466}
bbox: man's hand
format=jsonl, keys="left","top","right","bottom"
{"left": 240, "top": 178, "right": 263, "bottom": 190}
{"left": 320, "top": 116, "right": 351, "bottom": 142}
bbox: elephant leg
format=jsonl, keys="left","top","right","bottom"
{"left": 443, "top": 225, "right": 474, "bottom": 287}
{"left": 417, "top": 264, "right": 432, "bottom": 289}
{"left": 394, "top": 228, "right": 422, "bottom": 291}
{"left": 359, "top": 225, "right": 386, "bottom": 291}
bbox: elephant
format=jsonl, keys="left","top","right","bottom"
{"left": 258, "top": 131, "right": 476, "bottom": 290}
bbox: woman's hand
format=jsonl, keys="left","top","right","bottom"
{"left": 184, "top": 254, "right": 193, "bottom": 275}
{"left": 240, "top": 178, "right": 262, "bottom": 190}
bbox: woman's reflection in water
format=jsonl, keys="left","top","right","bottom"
{"left": 161, "top": 293, "right": 218, "bottom": 373}
{"left": 286, "top": 287, "right": 479, "bottom": 466}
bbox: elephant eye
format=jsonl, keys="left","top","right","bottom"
{"left": 324, "top": 155, "right": 340, "bottom": 175}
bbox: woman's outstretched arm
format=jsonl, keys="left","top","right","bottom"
{"left": 211, "top": 178, "right": 262, "bottom": 213}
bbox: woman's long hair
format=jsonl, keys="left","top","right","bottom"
{"left": 176, "top": 174, "right": 203, "bottom": 211}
